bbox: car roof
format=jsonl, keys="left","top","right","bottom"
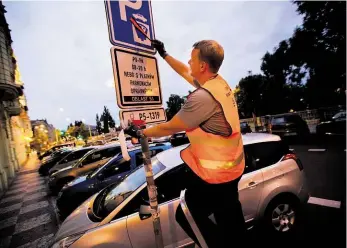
{"left": 95, "top": 143, "right": 121, "bottom": 151}
{"left": 156, "top": 133, "right": 281, "bottom": 169}
{"left": 106, "top": 142, "right": 172, "bottom": 163}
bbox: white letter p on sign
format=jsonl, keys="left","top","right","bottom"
{"left": 119, "top": 0, "right": 142, "bottom": 22}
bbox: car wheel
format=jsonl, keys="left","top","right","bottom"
{"left": 264, "top": 196, "right": 300, "bottom": 235}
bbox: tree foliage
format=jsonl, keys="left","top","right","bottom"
{"left": 165, "top": 94, "right": 186, "bottom": 121}
{"left": 236, "top": 1, "right": 346, "bottom": 117}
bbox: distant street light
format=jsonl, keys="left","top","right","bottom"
{"left": 59, "top": 108, "right": 64, "bottom": 112}
{"left": 66, "top": 118, "right": 71, "bottom": 122}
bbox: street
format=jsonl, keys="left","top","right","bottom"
{"left": 0, "top": 135, "right": 345, "bottom": 248}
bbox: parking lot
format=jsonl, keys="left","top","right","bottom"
{"left": 0, "top": 135, "right": 345, "bottom": 248}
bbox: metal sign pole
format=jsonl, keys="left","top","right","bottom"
{"left": 140, "top": 135, "right": 164, "bottom": 248}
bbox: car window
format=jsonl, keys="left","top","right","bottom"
{"left": 271, "top": 117, "right": 285, "bottom": 125}
{"left": 245, "top": 141, "right": 289, "bottom": 171}
{"left": 103, "top": 159, "right": 131, "bottom": 178}
{"left": 116, "top": 164, "right": 186, "bottom": 219}
{"left": 96, "top": 157, "right": 166, "bottom": 219}
{"left": 81, "top": 147, "right": 120, "bottom": 166}
{"left": 134, "top": 149, "right": 164, "bottom": 167}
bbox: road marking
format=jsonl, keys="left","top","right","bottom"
{"left": 308, "top": 197, "right": 341, "bottom": 209}
{"left": 308, "top": 149, "right": 326, "bottom": 152}
{"left": 26, "top": 184, "right": 46, "bottom": 193}
{"left": 0, "top": 194, "right": 24, "bottom": 204}
{"left": 24, "top": 192, "right": 47, "bottom": 202}
{"left": 14, "top": 213, "right": 51, "bottom": 234}
{"left": 0, "top": 236, "right": 12, "bottom": 248}
{"left": 17, "top": 233, "right": 54, "bottom": 248}
{"left": 20, "top": 201, "right": 49, "bottom": 215}
{"left": 27, "top": 179, "right": 45, "bottom": 187}
{"left": 0, "top": 202, "right": 22, "bottom": 214}
{"left": 5, "top": 187, "right": 25, "bottom": 196}
{"left": 0, "top": 216, "right": 18, "bottom": 230}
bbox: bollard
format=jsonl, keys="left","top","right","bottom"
{"left": 179, "top": 189, "right": 209, "bottom": 248}
{"left": 140, "top": 135, "right": 164, "bottom": 248}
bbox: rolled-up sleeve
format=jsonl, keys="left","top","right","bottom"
{"left": 176, "top": 89, "right": 219, "bottom": 129}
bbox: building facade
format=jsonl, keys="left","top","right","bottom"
{"left": 0, "top": 2, "right": 32, "bottom": 194}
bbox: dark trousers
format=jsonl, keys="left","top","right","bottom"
{"left": 175, "top": 166, "right": 246, "bottom": 248}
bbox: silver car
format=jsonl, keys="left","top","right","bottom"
{"left": 51, "top": 133, "right": 309, "bottom": 248}
{"left": 49, "top": 147, "right": 97, "bottom": 176}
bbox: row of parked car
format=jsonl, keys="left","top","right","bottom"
{"left": 38, "top": 132, "right": 309, "bottom": 248}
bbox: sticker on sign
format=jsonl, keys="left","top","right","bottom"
{"left": 111, "top": 48, "right": 162, "bottom": 109}
{"left": 120, "top": 108, "right": 167, "bottom": 125}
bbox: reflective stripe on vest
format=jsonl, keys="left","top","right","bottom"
{"left": 180, "top": 75, "right": 245, "bottom": 184}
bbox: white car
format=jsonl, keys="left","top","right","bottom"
{"left": 51, "top": 133, "right": 309, "bottom": 248}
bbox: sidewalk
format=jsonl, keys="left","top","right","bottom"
{"left": 18, "top": 154, "right": 40, "bottom": 175}
{"left": 0, "top": 153, "right": 58, "bottom": 248}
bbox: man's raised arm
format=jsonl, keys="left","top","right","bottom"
{"left": 152, "top": 40, "right": 196, "bottom": 88}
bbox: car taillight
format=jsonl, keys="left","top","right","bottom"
{"left": 282, "top": 153, "right": 303, "bottom": 170}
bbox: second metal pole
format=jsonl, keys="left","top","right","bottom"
{"left": 140, "top": 136, "right": 164, "bottom": 248}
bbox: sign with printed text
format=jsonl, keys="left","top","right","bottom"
{"left": 105, "top": 0, "right": 156, "bottom": 54}
{"left": 120, "top": 107, "right": 167, "bottom": 125}
{"left": 111, "top": 47, "right": 162, "bottom": 109}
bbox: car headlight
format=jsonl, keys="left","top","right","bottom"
{"left": 51, "top": 233, "right": 84, "bottom": 248}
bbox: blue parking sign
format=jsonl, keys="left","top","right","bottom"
{"left": 105, "top": 0, "right": 156, "bottom": 55}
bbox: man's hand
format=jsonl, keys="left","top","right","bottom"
{"left": 152, "top": 39, "right": 168, "bottom": 58}
{"left": 124, "top": 122, "right": 145, "bottom": 139}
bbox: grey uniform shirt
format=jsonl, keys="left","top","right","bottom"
{"left": 177, "top": 81, "right": 232, "bottom": 136}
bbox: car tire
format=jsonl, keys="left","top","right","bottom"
{"left": 263, "top": 196, "right": 300, "bottom": 236}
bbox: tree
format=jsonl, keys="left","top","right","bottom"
{"left": 100, "top": 106, "right": 116, "bottom": 133}
{"left": 96, "top": 114, "right": 102, "bottom": 134}
{"left": 165, "top": 94, "right": 185, "bottom": 121}
{"left": 260, "top": 1, "right": 346, "bottom": 109}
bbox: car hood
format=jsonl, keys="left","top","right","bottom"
{"left": 52, "top": 165, "right": 73, "bottom": 176}
{"left": 68, "top": 175, "right": 88, "bottom": 187}
{"left": 54, "top": 195, "right": 98, "bottom": 242}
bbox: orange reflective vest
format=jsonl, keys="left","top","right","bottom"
{"left": 180, "top": 75, "right": 245, "bottom": 184}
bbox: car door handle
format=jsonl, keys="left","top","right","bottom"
{"left": 248, "top": 181, "right": 257, "bottom": 188}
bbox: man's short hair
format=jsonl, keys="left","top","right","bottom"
{"left": 193, "top": 40, "right": 224, "bottom": 73}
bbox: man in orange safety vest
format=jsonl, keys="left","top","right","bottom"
{"left": 125, "top": 39, "right": 246, "bottom": 247}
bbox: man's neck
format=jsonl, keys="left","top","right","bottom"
{"left": 196, "top": 73, "right": 218, "bottom": 86}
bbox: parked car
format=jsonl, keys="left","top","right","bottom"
{"left": 270, "top": 113, "right": 310, "bottom": 138}
{"left": 48, "top": 144, "right": 123, "bottom": 194}
{"left": 38, "top": 148, "right": 75, "bottom": 176}
{"left": 56, "top": 143, "right": 172, "bottom": 218}
{"left": 316, "top": 111, "right": 346, "bottom": 136}
{"left": 152, "top": 135, "right": 171, "bottom": 143}
{"left": 52, "top": 133, "right": 309, "bottom": 248}
{"left": 38, "top": 142, "right": 75, "bottom": 160}
{"left": 48, "top": 147, "right": 97, "bottom": 176}
{"left": 170, "top": 131, "right": 189, "bottom": 147}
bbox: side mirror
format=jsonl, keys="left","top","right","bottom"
{"left": 139, "top": 205, "right": 152, "bottom": 220}
{"left": 97, "top": 173, "right": 104, "bottom": 181}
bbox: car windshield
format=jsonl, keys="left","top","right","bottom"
{"left": 73, "top": 149, "right": 96, "bottom": 168}
{"left": 271, "top": 117, "right": 286, "bottom": 124}
{"left": 88, "top": 155, "right": 122, "bottom": 178}
{"left": 94, "top": 157, "right": 166, "bottom": 219}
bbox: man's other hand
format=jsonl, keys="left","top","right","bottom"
{"left": 152, "top": 39, "right": 168, "bottom": 58}
{"left": 124, "top": 122, "right": 144, "bottom": 139}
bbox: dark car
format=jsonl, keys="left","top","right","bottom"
{"left": 170, "top": 131, "right": 189, "bottom": 147}
{"left": 56, "top": 142, "right": 172, "bottom": 218}
{"left": 48, "top": 143, "right": 123, "bottom": 194}
{"left": 38, "top": 148, "right": 75, "bottom": 176}
{"left": 38, "top": 143, "right": 75, "bottom": 160}
{"left": 316, "top": 111, "right": 346, "bottom": 136}
{"left": 270, "top": 113, "right": 310, "bottom": 138}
